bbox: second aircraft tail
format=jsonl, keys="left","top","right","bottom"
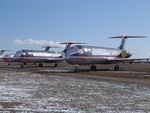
{"left": 109, "top": 35, "right": 146, "bottom": 50}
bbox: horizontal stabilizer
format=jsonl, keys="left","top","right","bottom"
{"left": 42, "top": 45, "right": 62, "bottom": 51}
{"left": 0, "top": 49, "right": 10, "bottom": 51}
{"left": 60, "top": 42, "right": 85, "bottom": 45}
{"left": 109, "top": 35, "right": 147, "bottom": 50}
{"left": 109, "top": 35, "right": 147, "bottom": 39}
{"left": 0, "top": 49, "right": 10, "bottom": 55}
{"left": 42, "top": 45, "right": 62, "bottom": 48}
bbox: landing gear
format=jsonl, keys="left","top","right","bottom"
{"left": 20, "top": 63, "right": 26, "bottom": 68}
{"left": 20, "top": 65, "right": 24, "bottom": 68}
{"left": 69, "top": 65, "right": 79, "bottom": 72}
{"left": 54, "top": 63, "right": 58, "bottom": 67}
{"left": 24, "top": 63, "right": 27, "bottom": 65}
{"left": 33, "top": 63, "right": 36, "bottom": 65}
{"left": 90, "top": 65, "right": 96, "bottom": 71}
{"left": 130, "top": 61, "right": 133, "bottom": 64}
{"left": 146, "top": 59, "right": 149, "bottom": 63}
{"left": 114, "top": 64, "right": 120, "bottom": 71}
{"left": 39, "top": 63, "right": 43, "bottom": 67}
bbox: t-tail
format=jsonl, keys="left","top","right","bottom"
{"left": 0, "top": 50, "right": 9, "bottom": 55}
{"left": 109, "top": 35, "right": 146, "bottom": 50}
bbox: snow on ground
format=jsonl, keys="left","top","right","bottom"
{"left": 0, "top": 71, "right": 149, "bottom": 113}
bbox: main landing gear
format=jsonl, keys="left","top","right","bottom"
{"left": 68, "top": 65, "right": 80, "bottom": 72}
{"left": 20, "top": 65, "right": 24, "bottom": 68}
{"left": 90, "top": 65, "right": 96, "bottom": 71}
{"left": 20, "top": 63, "right": 27, "bottom": 68}
{"left": 39, "top": 63, "right": 43, "bottom": 67}
{"left": 114, "top": 64, "right": 120, "bottom": 71}
{"left": 54, "top": 63, "right": 58, "bottom": 67}
{"left": 38, "top": 63, "right": 58, "bottom": 67}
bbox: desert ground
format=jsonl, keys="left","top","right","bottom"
{"left": 0, "top": 62, "right": 150, "bottom": 113}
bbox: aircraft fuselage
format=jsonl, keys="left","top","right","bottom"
{"left": 65, "top": 45, "right": 131, "bottom": 65}
{"left": 4, "top": 49, "right": 63, "bottom": 63}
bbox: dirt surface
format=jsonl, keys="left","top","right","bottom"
{"left": 0, "top": 63, "right": 150, "bottom": 113}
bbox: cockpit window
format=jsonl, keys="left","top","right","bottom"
{"left": 82, "top": 47, "right": 92, "bottom": 55}
{"left": 76, "top": 45, "right": 83, "bottom": 49}
{"left": 77, "top": 47, "right": 92, "bottom": 55}
{"left": 15, "top": 51, "right": 22, "bottom": 57}
{"left": 15, "top": 51, "right": 27, "bottom": 57}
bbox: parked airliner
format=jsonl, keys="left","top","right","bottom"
{"left": 61, "top": 35, "right": 147, "bottom": 71}
{"left": 3, "top": 46, "right": 64, "bottom": 67}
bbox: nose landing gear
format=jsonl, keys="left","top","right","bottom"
{"left": 54, "top": 63, "right": 58, "bottom": 67}
{"left": 39, "top": 63, "right": 43, "bottom": 67}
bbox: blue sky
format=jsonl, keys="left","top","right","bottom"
{"left": 0, "top": 0, "right": 150, "bottom": 57}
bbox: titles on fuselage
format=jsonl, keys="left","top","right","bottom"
{"left": 66, "top": 45, "right": 121, "bottom": 57}
{"left": 14, "top": 50, "right": 62, "bottom": 58}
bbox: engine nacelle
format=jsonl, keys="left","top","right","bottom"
{"left": 118, "top": 50, "right": 132, "bottom": 58}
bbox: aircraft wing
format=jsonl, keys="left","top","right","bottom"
{"left": 47, "top": 57, "right": 64, "bottom": 61}
{"left": 107, "top": 57, "right": 150, "bottom": 63}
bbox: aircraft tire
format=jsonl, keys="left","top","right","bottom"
{"left": 20, "top": 65, "right": 24, "bottom": 68}
{"left": 114, "top": 64, "right": 120, "bottom": 71}
{"left": 39, "top": 63, "right": 43, "bottom": 67}
{"left": 91, "top": 66, "right": 96, "bottom": 71}
{"left": 54, "top": 63, "right": 58, "bottom": 67}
